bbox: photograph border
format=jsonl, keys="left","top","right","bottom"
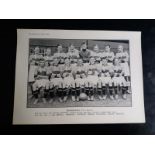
{"left": 13, "top": 29, "right": 145, "bottom": 124}
{"left": 27, "top": 38, "right": 132, "bottom": 108}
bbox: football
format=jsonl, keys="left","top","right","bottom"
{"left": 79, "top": 93, "right": 88, "bottom": 100}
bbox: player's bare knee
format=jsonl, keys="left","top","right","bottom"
{"left": 32, "top": 82, "right": 38, "bottom": 91}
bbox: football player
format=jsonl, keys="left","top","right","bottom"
{"left": 112, "top": 58, "right": 127, "bottom": 99}
{"left": 116, "top": 45, "right": 130, "bottom": 93}
{"left": 67, "top": 44, "right": 79, "bottom": 67}
{"left": 32, "top": 61, "right": 50, "bottom": 104}
{"left": 44, "top": 48, "right": 53, "bottom": 64}
{"left": 72, "top": 59, "right": 86, "bottom": 77}
{"left": 62, "top": 58, "right": 75, "bottom": 102}
{"left": 53, "top": 44, "right": 68, "bottom": 66}
{"left": 97, "top": 59, "right": 113, "bottom": 100}
{"left": 91, "top": 45, "right": 101, "bottom": 66}
{"left": 44, "top": 61, "right": 51, "bottom": 80}
{"left": 73, "top": 59, "right": 87, "bottom": 101}
{"left": 79, "top": 42, "right": 91, "bottom": 65}
{"left": 29, "top": 46, "right": 44, "bottom": 64}
{"left": 85, "top": 57, "right": 99, "bottom": 101}
{"left": 104, "top": 45, "right": 115, "bottom": 66}
{"left": 98, "top": 47, "right": 107, "bottom": 61}
{"left": 74, "top": 73, "right": 82, "bottom": 102}
{"left": 74, "top": 72, "right": 88, "bottom": 102}
{"left": 49, "top": 58, "right": 63, "bottom": 103}
{"left": 29, "top": 46, "right": 44, "bottom": 83}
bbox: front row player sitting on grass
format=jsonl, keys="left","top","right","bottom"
{"left": 32, "top": 61, "right": 50, "bottom": 105}
{"left": 112, "top": 58, "right": 127, "bottom": 99}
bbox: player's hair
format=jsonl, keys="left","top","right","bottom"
{"left": 68, "top": 44, "right": 75, "bottom": 51}
{"left": 118, "top": 44, "right": 123, "bottom": 48}
{"left": 46, "top": 47, "right": 51, "bottom": 51}
{"left": 57, "top": 44, "right": 62, "bottom": 47}
{"left": 81, "top": 42, "right": 87, "bottom": 45}
{"left": 69, "top": 43, "right": 74, "bottom": 47}
{"left": 105, "top": 44, "right": 111, "bottom": 48}
{"left": 124, "top": 50, "right": 128, "bottom": 52}
{"left": 94, "top": 44, "right": 99, "bottom": 48}
{"left": 80, "top": 42, "right": 87, "bottom": 51}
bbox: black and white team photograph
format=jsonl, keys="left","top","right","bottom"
{"left": 27, "top": 39, "right": 132, "bottom": 108}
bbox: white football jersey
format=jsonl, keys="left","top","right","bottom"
{"left": 67, "top": 49, "right": 79, "bottom": 58}
{"left": 116, "top": 51, "right": 129, "bottom": 62}
{"left": 53, "top": 52, "right": 67, "bottom": 59}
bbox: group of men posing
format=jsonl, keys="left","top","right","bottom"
{"left": 28, "top": 42, "right": 131, "bottom": 104}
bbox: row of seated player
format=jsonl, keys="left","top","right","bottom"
{"left": 29, "top": 58, "right": 130, "bottom": 81}
{"left": 30, "top": 58, "right": 130, "bottom": 104}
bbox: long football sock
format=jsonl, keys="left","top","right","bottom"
{"left": 57, "top": 88, "right": 63, "bottom": 98}
{"left": 44, "top": 89, "right": 49, "bottom": 98}
{"left": 122, "top": 86, "right": 127, "bottom": 94}
{"left": 89, "top": 87, "right": 94, "bottom": 96}
{"left": 63, "top": 88, "right": 68, "bottom": 97}
{"left": 97, "top": 88, "right": 102, "bottom": 96}
{"left": 33, "top": 90, "right": 39, "bottom": 99}
{"left": 71, "top": 88, "right": 76, "bottom": 96}
{"left": 114, "top": 86, "right": 118, "bottom": 95}
{"left": 81, "top": 87, "right": 85, "bottom": 93}
{"left": 76, "top": 87, "right": 81, "bottom": 96}
{"left": 49, "top": 88, "right": 54, "bottom": 98}
{"left": 85, "top": 87, "right": 89, "bottom": 96}
{"left": 109, "top": 86, "right": 114, "bottom": 96}
{"left": 102, "top": 86, "right": 106, "bottom": 95}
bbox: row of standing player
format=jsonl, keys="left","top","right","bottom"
{"left": 29, "top": 43, "right": 130, "bottom": 104}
